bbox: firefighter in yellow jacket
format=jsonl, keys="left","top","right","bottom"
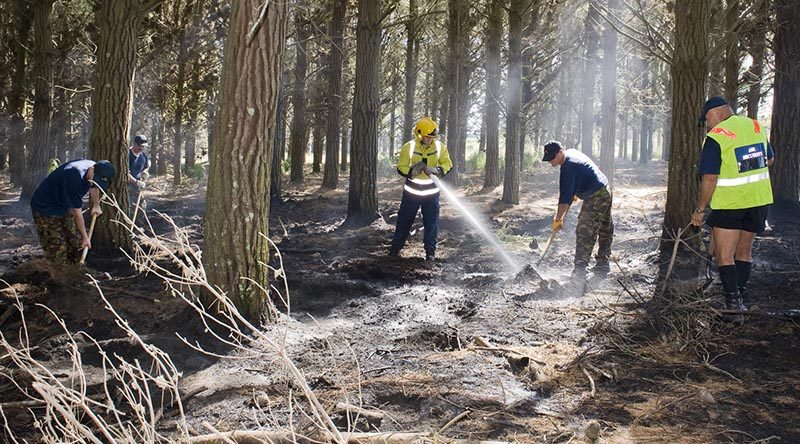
{"left": 388, "top": 117, "right": 453, "bottom": 261}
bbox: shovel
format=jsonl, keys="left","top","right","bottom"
{"left": 537, "top": 205, "right": 571, "bottom": 266}
{"left": 79, "top": 213, "right": 98, "bottom": 265}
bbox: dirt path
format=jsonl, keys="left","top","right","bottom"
{"left": 1, "top": 162, "right": 799, "bottom": 443}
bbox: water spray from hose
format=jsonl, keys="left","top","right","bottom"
{"left": 430, "top": 175, "right": 521, "bottom": 274}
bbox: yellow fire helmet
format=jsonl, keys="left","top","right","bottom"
{"left": 414, "top": 116, "right": 439, "bottom": 141}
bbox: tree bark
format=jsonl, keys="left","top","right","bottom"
{"left": 204, "top": 0, "right": 288, "bottom": 321}
{"left": 7, "top": 0, "right": 32, "bottom": 187}
{"left": 402, "top": 0, "right": 419, "bottom": 143}
{"left": 770, "top": 0, "right": 800, "bottom": 204}
{"left": 289, "top": 0, "right": 310, "bottom": 183}
{"left": 502, "top": 0, "right": 524, "bottom": 204}
{"left": 661, "top": 0, "right": 709, "bottom": 242}
{"left": 20, "top": 0, "right": 55, "bottom": 201}
{"left": 579, "top": 1, "right": 601, "bottom": 155}
{"left": 722, "top": 0, "right": 741, "bottom": 109}
{"left": 271, "top": 78, "right": 286, "bottom": 205}
{"left": 345, "top": 0, "right": 381, "bottom": 227}
{"left": 322, "top": 0, "right": 344, "bottom": 189}
{"left": 88, "top": 0, "right": 144, "bottom": 251}
{"left": 743, "top": 0, "right": 769, "bottom": 119}
{"left": 599, "top": 0, "right": 619, "bottom": 182}
{"left": 483, "top": 0, "right": 501, "bottom": 192}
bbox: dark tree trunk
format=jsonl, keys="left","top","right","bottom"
{"left": 20, "top": 0, "right": 55, "bottom": 201}
{"left": 402, "top": 0, "right": 419, "bottom": 142}
{"left": 444, "top": 0, "right": 471, "bottom": 184}
{"left": 502, "top": 0, "right": 524, "bottom": 204}
{"left": 770, "top": 0, "right": 800, "bottom": 204}
{"left": 289, "top": 1, "right": 310, "bottom": 183}
{"left": 661, "top": 0, "right": 709, "bottom": 243}
{"left": 579, "top": 1, "right": 601, "bottom": 155}
{"left": 88, "top": 0, "right": 144, "bottom": 250}
{"left": 171, "top": 0, "right": 191, "bottom": 186}
{"left": 345, "top": 0, "right": 381, "bottom": 227}
{"left": 204, "top": 0, "right": 288, "bottom": 322}
{"left": 7, "top": 0, "right": 32, "bottom": 187}
{"left": 743, "top": 0, "right": 769, "bottom": 119}
{"left": 599, "top": 0, "right": 619, "bottom": 182}
{"left": 322, "top": 0, "right": 344, "bottom": 189}
{"left": 271, "top": 79, "right": 286, "bottom": 204}
{"left": 311, "top": 121, "right": 323, "bottom": 173}
{"left": 631, "top": 119, "right": 639, "bottom": 162}
{"left": 185, "top": 60, "right": 202, "bottom": 169}
{"left": 340, "top": 125, "right": 348, "bottom": 172}
{"left": 722, "top": 0, "right": 741, "bottom": 109}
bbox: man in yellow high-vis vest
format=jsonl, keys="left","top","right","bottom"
{"left": 691, "top": 97, "right": 774, "bottom": 322}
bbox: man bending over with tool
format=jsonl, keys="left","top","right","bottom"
{"left": 30, "top": 159, "right": 115, "bottom": 265}
{"left": 691, "top": 97, "right": 773, "bottom": 323}
{"left": 542, "top": 141, "right": 613, "bottom": 289}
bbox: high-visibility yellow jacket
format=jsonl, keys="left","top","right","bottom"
{"left": 706, "top": 115, "right": 773, "bottom": 210}
{"left": 396, "top": 139, "right": 453, "bottom": 197}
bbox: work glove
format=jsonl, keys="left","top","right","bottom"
{"left": 551, "top": 219, "right": 563, "bottom": 232}
{"left": 137, "top": 180, "right": 146, "bottom": 189}
{"left": 141, "top": 171, "right": 150, "bottom": 180}
{"left": 410, "top": 161, "right": 426, "bottom": 177}
{"left": 424, "top": 166, "right": 439, "bottom": 177}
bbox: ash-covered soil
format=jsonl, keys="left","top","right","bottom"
{"left": 1, "top": 161, "right": 799, "bottom": 443}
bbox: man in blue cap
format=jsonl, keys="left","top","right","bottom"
{"left": 30, "top": 159, "right": 116, "bottom": 265}
{"left": 543, "top": 141, "right": 614, "bottom": 285}
{"left": 128, "top": 134, "right": 151, "bottom": 215}
{"left": 691, "top": 97, "right": 774, "bottom": 322}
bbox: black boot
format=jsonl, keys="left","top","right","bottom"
{"left": 388, "top": 246, "right": 401, "bottom": 257}
{"left": 738, "top": 286, "right": 750, "bottom": 307}
{"left": 425, "top": 249, "right": 435, "bottom": 262}
{"left": 723, "top": 291, "right": 745, "bottom": 323}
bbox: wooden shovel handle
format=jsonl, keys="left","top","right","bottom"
{"left": 79, "top": 213, "right": 98, "bottom": 265}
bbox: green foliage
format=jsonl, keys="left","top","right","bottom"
{"left": 281, "top": 158, "right": 291, "bottom": 174}
{"left": 183, "top": 163, "right": 207, "bottom": 180}
{"left": 467, "top": 151, "right": 486, "bottom": 172}
{"left": 377, "top": 154, "right": 397, "bottom": 177}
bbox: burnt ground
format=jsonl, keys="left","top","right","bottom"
{"left": 1, "top": 161, "right": 799, "bottom": 443}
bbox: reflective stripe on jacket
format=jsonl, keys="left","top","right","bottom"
{"left": 706, "top": 115, "right": 773, "bottom": 210}
{"left": 396, "top": 139, "right": 453, "bottom": 196}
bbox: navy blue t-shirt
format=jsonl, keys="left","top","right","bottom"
{"left": 698, "top": 138, "right": 774, "bottom": 175}
{"left": 559, "top": 149, "right": 608, "bottom": 204}
{"left": 30, "top": 160, "right": 93, "bottom": 216}
{"left": 128, "top": 149, "right": 149, "bottom": 179}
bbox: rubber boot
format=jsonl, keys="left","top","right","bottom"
{"left": 723, "top": 291, "right": 745, "bottom": 323}
{"left": 425, "top": 248, "right": 436, "bottom": 262}
{"left": 738, "top": 286, "right": 750, "bottom": 308}
{"left": 388, "top": 246, "right": 401, "bottom": 257}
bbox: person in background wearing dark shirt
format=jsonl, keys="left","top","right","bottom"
{"left": 128, "top": 134, "right": 151, "bottom": 214}
{"left": 542, "top": 141, "right": 614, "bottom": 287}
{"left": 30, "top": 160, "right": 116, "bottom": 265}
{"left": 691, "top": 97, "right": 774, "bottom": 323}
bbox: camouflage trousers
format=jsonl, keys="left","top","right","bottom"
{"left": 32, "top": 210, "right": 82, "bottom": 265}
{"left": 575, "top": 187, "right": 613, "bottom": 271}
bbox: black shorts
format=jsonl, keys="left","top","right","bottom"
{"left": 707, "top": 205, "right": 769, "bottom": 233}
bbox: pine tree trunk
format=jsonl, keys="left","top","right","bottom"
{"left": 185, "top": 61, "right": 202, "bottom": 169}
{"left": 599, "top": 0, "right": 618, "bottom": 182}
{"left": 8, "top": 0, "right": 31, "bottom": 187}
{"left": 743, "top": 0, "right": 768, "bottom": 119}
{"left": 402, "top": 0, "right": 418, "bottom": 142}
{"left": 345, "top": 0, "right": 381, "bottom": 227}
{"left": 289, "top": 1, "right": 310, "bottom": 183}
{"left": 20, "top": 0, "right": 55, "bottom": 201}
{"left": 271, "top": 79, "right": 286, "bottom": 204}
{"left": 204, "top": 0, "right": 288, "bottom": 322}
{"left": 322, "top": 0, "right": 344, "bottom": 189}
{"left": 770, "top": 0, "right": 800, "bottom": 204}
{"left": 340, "top": 126, "right": 348, "bottom": 172}
{"left": 722, "top": 0, "right": 740, "bottom": 109}
{"left": 662, "top": 0, "right": 709, "bottom": 237}
{"left": 502, "top": 0, "right": 524, "bottom": 204}
{"left": 579, "top": 1, "right": 601, "bottom": 155}
{"left": 311, "top": 122, "right": 324, "bottom": 173}
{"left": 88, "top": 0, "right": 143, "bottom": 251}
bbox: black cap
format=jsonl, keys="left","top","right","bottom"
{"left": 92, "top": 160, "right": 116, "bottom": 190}
{"left": 698, "top": 97, "right": 729, "bottom": 122}
{"left": 134, "top": 134, "right": 148, "bottom": 146}
{"left": 542, "top": 141, "right": 563, "bottom": 161}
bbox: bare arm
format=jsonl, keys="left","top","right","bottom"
{"left": 89, "top": 187, "right": 102, "bottom": 216}
{"left": 555, "top": 203, "right": 570, "bottom": 221}
{"left": 691, "top": 174, "right": 718, "bottom": 226}
{"left": 71, "top": 207, "right": 90, "bottom": 248}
